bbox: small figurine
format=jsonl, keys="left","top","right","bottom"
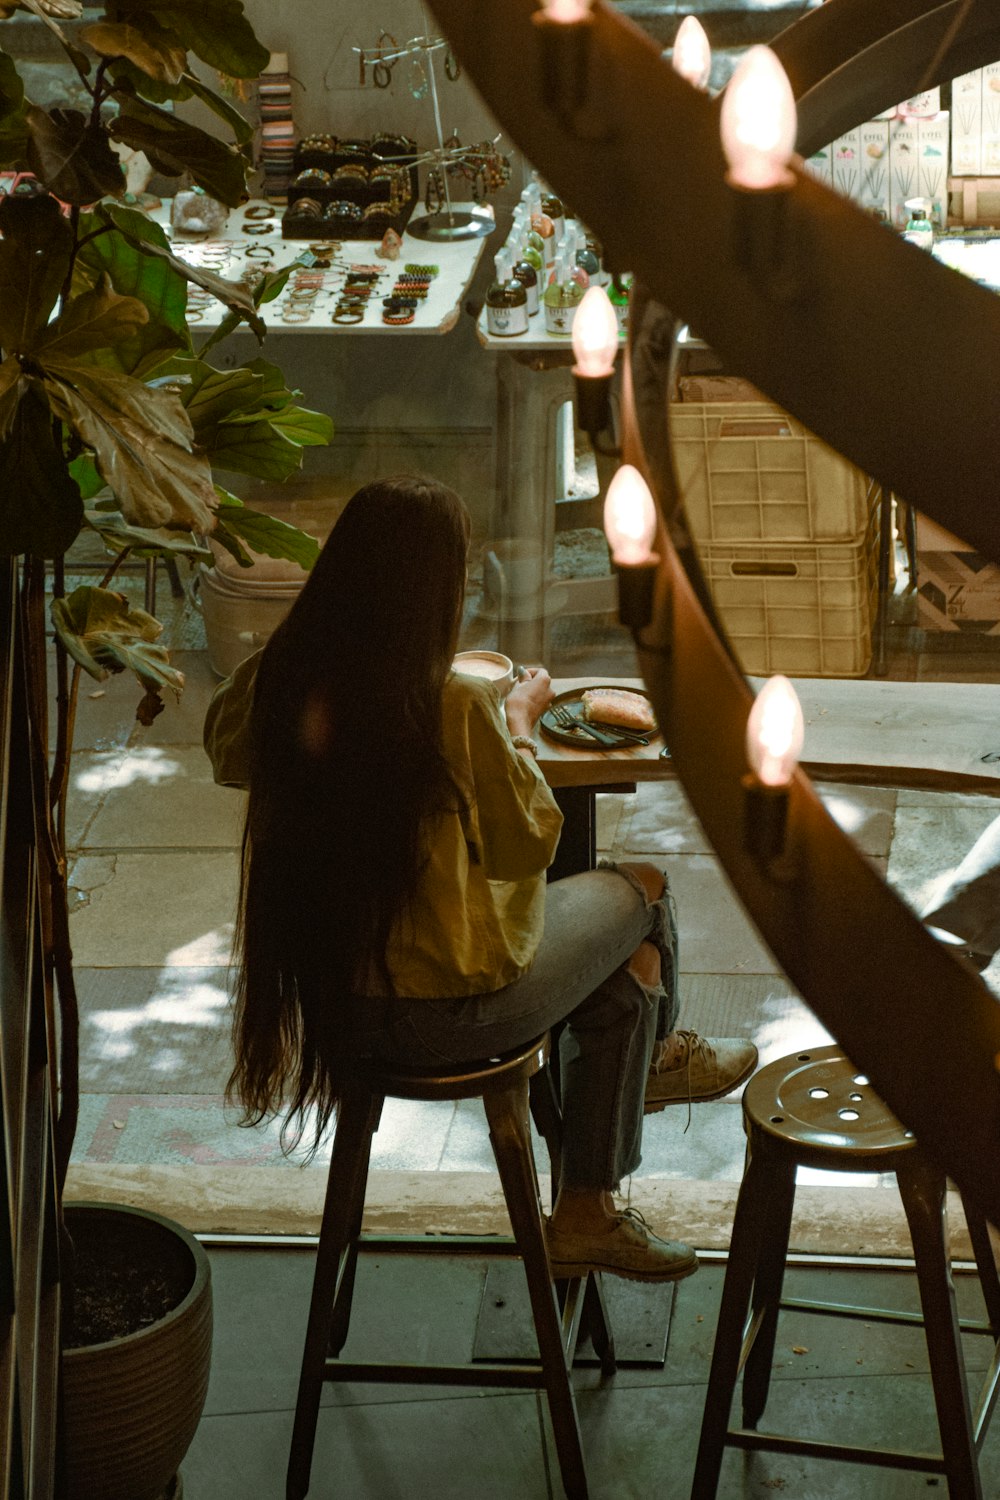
{"left": 378, "top": 227, "right": 402, "bottom": 261}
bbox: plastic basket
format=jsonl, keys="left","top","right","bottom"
{"left": 672, "top": 402, "right": 873, "bottom": 546}
{"left": 699, "top": 504, "right": 880, "bottom": 678}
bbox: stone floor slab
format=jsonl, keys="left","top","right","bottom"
{"left": 68, "top": 849, "right": 239, "bottom": 966}
{"left": 887, "top": 802, "right": 1000, "bottom": 916}
{"left": 75, "top": 965, "right": 232, "bottom": 1093}
{"left": 73, "top": 745, "right": 245, "bottom": 849}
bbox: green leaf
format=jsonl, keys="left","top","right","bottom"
{"left": 41, "top": 358, "right": 216, "bottom": 531}
{"left": 80, "top": 20, "right": 187, "bottom": 83}
{"left": 34, "top": 274, "right": 149, "bottom": 360}
{"left": 0, "top": 355, "right": 25, "bottom": 438}
{"left": 212, "top": 489, "right": 319, "bottom": 569}
{"left": 68, "top": 451, "right": 105, "bottom": 499}
{"left": 51, "top": 584, "right": 185, "bottom": 724}
{"left": 109, "top": 92, "right": 248, "bottom": 206}
{"left": 76, "top": 204, "right": 190, "bottom": 369}
{"left": 147, "top": 0, "right": 269, "bottom": 78}
{"left": 96, "top": 198, "right": 264, "bottom": 337}
{"left": 84, "top": 505, "right": 212, "bottom": 560}
{"left": 25, "top": 105, "right": 125, "bottom": 205}
{"left": 0, "top": 192, "right": 73, "bottom": 352}
{"left": 0, "top": 47, "right": 24, "bottom": 119}
{"left": 0, "top": 386, "right": 83, "bottom": 557}
{"left": 180, "top": 70, "right": 253, "bottom": 146}
{"left": 265, "top": 404, "right": 333, "bottom": 449}
{"left": 195, "top": 262, "right": 293, "bottom": 355}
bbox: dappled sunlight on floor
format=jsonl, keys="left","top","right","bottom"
{"left": 74, "top": 745, "right": 183, "bottom": 794}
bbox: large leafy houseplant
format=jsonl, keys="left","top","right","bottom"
{"left": 0, "top": 0, "right": 330, "bottom": 1431}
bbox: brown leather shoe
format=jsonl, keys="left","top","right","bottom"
{"left": 545, "top": 1207, "right": 699, "bottom": 1283}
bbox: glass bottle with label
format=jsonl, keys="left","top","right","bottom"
{"left": 543, "top": 246, "right": 584, "bottom": 336}
{"left": 511, "top": 236, "right": 540, "bottom": 316}
{"left": 583, "top": 230, "right": 609, "bottom": 286}
{"left": 486, "top": 249, "right": 529, "bottom": 338}
{"left": 608, "top": 271, "right": 633, "bottom": 333}
{"left": 513, "top": 208, "right": 544, "bottom": 271}
{"left": 902, "top": 198, "right": 934, "bottom": 251}
{"left": 540, "top": 190, "right": 565, "bottom": 244}
{"left": 573, "top": 225, "right": 599, "bottom": 288}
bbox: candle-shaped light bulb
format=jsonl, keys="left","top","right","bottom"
{"left": 746, "top": 675, "right": 804, "bottom": 787}
{"left": 538, "top": 0, "right": 595, "bottom": 21}
{"left": 720, "top": 45, "right": 797, "bottom": 191}
{"left": 571, "top": 285, "right": 619, "bottom": 376}
{"left": 604, "top": 464, "right": 657, "bottom": 565}
{"left": 672, "top": 15, "right": 711, "bottom": 91}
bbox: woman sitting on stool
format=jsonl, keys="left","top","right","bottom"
{"left": 205, "top": 474, "right": 757, "bottom": 1281}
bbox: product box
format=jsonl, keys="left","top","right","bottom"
{"left": 951, "top": 68, "right": 983, "bottom": 175}
{"left": 916, "top": 514, "right": 1000, "bottom": 633}
{"left": 888, "top": 119, "right": 919, "bottom": 227}
{"left": 983, "top": 62, "right": 1000, "bottom": 175}
{"left": 899, "top": 87, "right": 941, "bottom": 119}
{"left": 804, "top": 145, "right": 833, "bottom": 185}
{"left": 831, "top": 127, "right": 862, "bottom": 200}
{"left": 859, "top": 121, "right": 890, "bottom": 217}
{"left": 917, "top": 113, "right": 949, "bottom": 226}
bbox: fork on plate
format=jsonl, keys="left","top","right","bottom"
{"left": 551, "top": 705, "right": 639, "bottom": 747}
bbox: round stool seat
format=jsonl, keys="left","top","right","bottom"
{"left": 743, "top": 1044, "right": 916, "bottom": 1172}
{"left": 362, "top": 1034, "right": 550, "bottom": 1102}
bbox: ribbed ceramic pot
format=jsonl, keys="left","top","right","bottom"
{"left": 62, "top": 1203, "right": 212, "bottom": 1500}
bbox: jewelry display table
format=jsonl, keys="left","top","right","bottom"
{"left": 160, "top": 199, "right": 490, "bottom": 335}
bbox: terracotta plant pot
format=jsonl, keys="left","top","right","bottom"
{"left": 62, "top": 1203, "right": 212, "bottom": 1500}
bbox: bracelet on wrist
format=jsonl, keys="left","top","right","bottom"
{"left": 511, "top": 734, "right": 539, "bottom": 758}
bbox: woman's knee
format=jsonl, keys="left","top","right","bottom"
{"left": 618, "top": 861, "right": 664, "bottom": 904}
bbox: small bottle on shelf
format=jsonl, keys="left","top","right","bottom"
{"left": 511, "top": 243, "right": 540, "bottom": 316}
{"left": 540, "top": 189, "right": 566, "bottom": 244}
{"left": 608, "top": 271, "right": 633, "bottom": 333}
{"left": 513, "top": 208, "right": 544, "bottom": 271}
{"left": 486, "top": 248, "right": 529, "bottom": 337}
{"left": 543, "top": 245, "right": 584, "bottom": 336}
{"left": 574, "top": 225, "right": 601, "bottom": 288}
{"left": 583, "top": 229, "right": 609, "bottom": 286}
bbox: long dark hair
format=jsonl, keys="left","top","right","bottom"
{"left": 228, "top": 475, "right": 471, "bottom": 1152}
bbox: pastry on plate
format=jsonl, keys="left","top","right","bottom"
{"left": 581, "top": 688, "right": 656, "bottom": 732}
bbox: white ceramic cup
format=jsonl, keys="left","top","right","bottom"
{"left": 452, "top": 649, "right": 516, "bottom": 698}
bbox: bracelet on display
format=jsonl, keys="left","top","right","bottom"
{"left": 244, "top": 244, "right": 275, "bottom": 259}
{"left": 281, "top": 308, "right": 313, "bottom": 322}
{"left": 245, "top": 224, "right": 274, "bottom": 235}
{"left": 404, "top": 262, "right": 439, "bottom": 276}
{"left": 510, "top": 734, "right": 539, "bottom": 758}
{"left": 382, "top": 309, "right": 415, "bottom": 325}
{"left": 243, "top": 204, "right": 277, "bottom": 220}
{"left": 332, "top": 307, "right": 366, "bottom": 324}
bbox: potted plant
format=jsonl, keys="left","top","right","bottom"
{"left": 0, "top": 3, "right": 330, "bottom": 1495}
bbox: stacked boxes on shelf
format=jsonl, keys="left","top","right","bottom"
{"left": 915, "top": 515, "right": 1000, "bottom": 634}
{"left": 258, "top": 52, "right": 295, "bottom": 204}
{"left": 671, "top": 401, "right": 879, "bottom": 677}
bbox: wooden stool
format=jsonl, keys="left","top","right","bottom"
{"left": 286, "top": 1033, "right": 613, "bottom": 1500}
{"left": 691, "top": 1045, "right": 1000, "bottom": 1499}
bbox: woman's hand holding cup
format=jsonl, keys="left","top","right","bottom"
{"left": 505, "top": 665, "right": 554, "bottom": 737}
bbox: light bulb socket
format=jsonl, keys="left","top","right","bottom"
{"left": 613, "top": 555, "right": 658, "bottom": 631}
{"left": 533, "top": 9, "right": 595, "bottom": 119}
{"left": 728, "top": 180, "right": 805, "bottom": 305}
{"left": 573, "top": 368, "right": 613, "bottom": 437}
{"left": 742, "top": 773, "right": 789, "bottom": 864}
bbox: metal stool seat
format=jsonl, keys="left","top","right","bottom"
{"left": 287, "top": 1032, "right": 612, "bottom": 1500}
{"left": 691, "top": 1045, "right": 1000, "bottom": 1498}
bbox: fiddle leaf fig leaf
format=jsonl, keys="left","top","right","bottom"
{"left": 212, "top": 489, "right": 319, "bottom": 570}
{"left": 196, "top": 262, "right": 294, "bottom": 355}
{"left": 80, "top": 20, "right": 187, "bottom": 83}
{"left": 25, "top": 105, "right": 125, "bottom": 204}
{"left": 95, "top": 199, "right": 264, "bottom": 337}
{"left": 84, "top": 505, "right": 212, "bottom": 560}
{"left": 35, "top": 275, "right": 149, "bottom": 360}
{"left": 0, "top": 355, "right": 26, "bottom": 438}
{"left": 76, "top": 204, "right": 190, "bottom": 368}
{"left": 109, "top": 92, "right": 248, "bottom": 206}
{"left": 180, "top": 71, "right": 254, "bottom": 146}
{"left": 0, "top": 192, "right": 73, "bottom": 351}
{"left": 51, "top": 584, "right": 184, "bottom": 726}
{"left": 145, "top": 0, "right": 268, "bottom": 78}
{"left": 68, "top": 451, "right": 105, "bottom": 499}
{"left": 41, "top": 358, "right": 216, "bottom": 531}
{"left": 0, "top": 386, "right": 83, "bottom": 557}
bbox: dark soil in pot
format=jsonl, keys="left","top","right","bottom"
{"left": 64, "top": 1207, "right": 197, "bottom": 1346}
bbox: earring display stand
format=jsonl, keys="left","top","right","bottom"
{"left": 353, "top": 28, "right": 505, "bottom": 242}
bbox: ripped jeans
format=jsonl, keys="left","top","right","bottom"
{"left": 359, "top": 864, "right": 679, "bottom": 1193}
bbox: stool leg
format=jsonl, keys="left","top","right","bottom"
{"left": 484, "top": 1079, "right": 589, "bottom": 1500}
{"left": 286, "top": 1086, "right": 382, "bottom": 1500}
{"left": 961, "top": 1193, "right": 1000, "bottom": 1337}
{"left": 529, "top": 1064, "right": 564, "bottom": 1205}
{"left": 581, "top": 1272, "right": 617, "bottom": 1376}
{"left": 326, "top": 1094, "right": 384, "bottom": 1358}
{"left": 898, "top": 1157, "right": 984, "bottom": 1500}
{"left": 691, "top": 1147, "right": 774, "bottom": 1500}
{"left": 741, "top": 1152, "right": 795, "bottom": 1428}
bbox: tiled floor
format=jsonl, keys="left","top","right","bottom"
{"left": 181, "top": 1244, "right": 1000, "bottom": 1498}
